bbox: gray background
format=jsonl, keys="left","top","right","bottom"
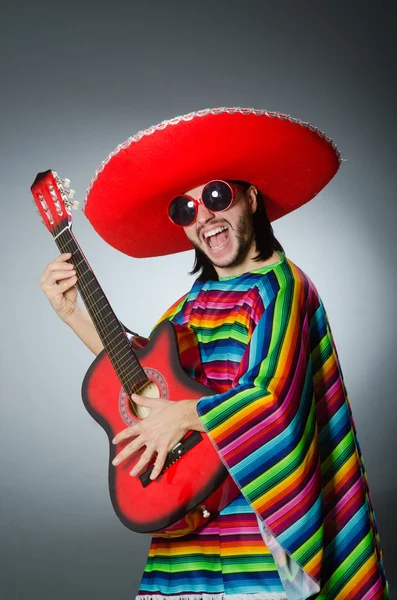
{"left": 1, "top": 0, "right": 395, "bottom": 598}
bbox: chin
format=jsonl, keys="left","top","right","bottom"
{"left": 202, "top": 244, "right": 234, "bottom": 266}
{"left": 209, "top": 250, "right": 242, "bottom": 269}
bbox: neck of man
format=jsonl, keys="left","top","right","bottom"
{"left": 213, "top": 246, "right": 281, "bottom": 279}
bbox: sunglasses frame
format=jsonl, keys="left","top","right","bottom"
{"left": 167, "top": 180, "right": 245, "bottom": 227}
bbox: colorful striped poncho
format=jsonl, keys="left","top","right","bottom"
{"left": 135, "top": 250, "right": 389, "bottom": 600}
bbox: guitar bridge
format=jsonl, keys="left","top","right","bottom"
{"left": 139, "top": 431, "right": 202, "bottom": 487}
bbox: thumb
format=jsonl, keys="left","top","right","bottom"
{"left": 130, "top": 393, "right": 152, "bottom": 407}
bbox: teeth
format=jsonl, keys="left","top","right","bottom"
{"left": 204, "top": 226, "right": 227, "bottom": 239}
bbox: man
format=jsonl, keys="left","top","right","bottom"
{"left": 41, "top": 108, "right": 389, "bottom": 599}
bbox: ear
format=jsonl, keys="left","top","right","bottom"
{"left": 246, "top": 186, "right": 258, "bottom": 214}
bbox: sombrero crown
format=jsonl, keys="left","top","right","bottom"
{"left": 83, "top": 107, "right": 341, "bottom": 257}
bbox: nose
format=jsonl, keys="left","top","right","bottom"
{"left": 196, "top": 201, "right": 215, "bottom": 224}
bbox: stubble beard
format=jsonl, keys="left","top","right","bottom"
{"left": 194, "top": 212, "right": 256, "bottom": 269}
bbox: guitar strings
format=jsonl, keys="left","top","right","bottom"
{"left": 55, "top": 231, "right": 139, "bottom": 377}
{"left": 57, "top": 233, "right": 148, "bottom": 397}
{"left": 55, "top": 226, "right": 149, "bottom": 398}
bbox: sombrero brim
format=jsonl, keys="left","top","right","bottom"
{"left": 83, "top": 107, "right": 341, "bottom": 258}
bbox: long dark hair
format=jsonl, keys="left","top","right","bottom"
{"left": 190, "top": 180, "right": 284, "bottom": 281}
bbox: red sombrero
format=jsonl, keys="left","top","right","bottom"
{"left": 83, "top": 107, "right": 341, "bottom": 257}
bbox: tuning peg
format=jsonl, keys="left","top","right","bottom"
{"left": 64, "top": 195, "right": 79, "bottom": 210}
{"left": 62, "top": 178, "right": 71, "bottom": 188}
{"left": 67, "top": 189, "right": 76, "bottom": 199}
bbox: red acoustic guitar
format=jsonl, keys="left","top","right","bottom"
{"left": 31, "top": 170, "right": 239, "bottom": 537}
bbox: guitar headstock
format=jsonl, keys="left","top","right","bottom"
{"left": 30, "top": 170, "right": 79, "bottom": 236}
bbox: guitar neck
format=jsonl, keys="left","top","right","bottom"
{"left": 53, "top": 225, "right": 149, "bottom": 396}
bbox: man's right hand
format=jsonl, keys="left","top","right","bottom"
{"left": 39, "top": 252, "right": 78, "bottom": 323}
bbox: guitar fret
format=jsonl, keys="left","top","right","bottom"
{"left": 97, "top": 304, "right": 112, "bottom": 317}
{"left": 84, "top": 287, "right": 103, "bottom": 302}
{"left": 116, "top": 365, "right": 146, "bottom": 391}
{"left": 121, "top": 368, "right": 147, "bottom": 391}
{"left": 112, "top": 347, "right": 131, "bottom": 364}
{"left": 66, "top": 250, "right": 85, "bottom": 267}
{"left": 108, "top": 336, "right": 126, "bottom": 354}
{"left": 111, "top": 351, "right": 145, "bottom": 379}
{"left": 115, "top": 359, "right": 145, "bottom": 382}
{"left": 111, "top": 342, "right": 134, "bottom": 362}
{"left": 118, "top": 361, "right": 143, "bottom": 379}
{"left": 101, "top": 321, "right": 119, "bottom": 342}
{"left": 90, "top": 294, "right": 105, "bottom": 307}
{"left": 125, "top": 376, "right": 149, "bottom": 396}
{"left": 78, "top": 277, "right": 97, "bottom": 293}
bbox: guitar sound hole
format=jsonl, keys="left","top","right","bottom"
{"left": 118, "top": 368, "right": 169, "bottom": 425}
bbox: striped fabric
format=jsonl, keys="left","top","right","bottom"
{"left": 136, "top": 251, "right": 389, "bottom": 599}
{"left": 139, "top": 494, "right": 287, "bottom": 599}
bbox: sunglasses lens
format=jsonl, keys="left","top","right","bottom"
{"left": 168, "top": 196, "right": 196, "bottom": 226}
{"left": 202, "top": 181, "right": 233, "bottom": 211}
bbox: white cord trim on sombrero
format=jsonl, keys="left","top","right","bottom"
{"left": 83, "top": 106, "right": 341, "bottom": 212}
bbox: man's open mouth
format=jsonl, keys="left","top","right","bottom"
{"left": 203, "top": 226, "right": 229, "bottom": 250}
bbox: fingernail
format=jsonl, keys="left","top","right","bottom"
{"left": 130, "top": 469, "right": 136, "bottom": 476}
{"left": 112, "top": 458, "right": 119, "bottom": 465}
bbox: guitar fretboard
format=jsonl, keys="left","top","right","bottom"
{"left": 53, "top": 224, "right": 149, "bottom": 402}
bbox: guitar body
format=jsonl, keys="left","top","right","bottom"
{"left": 82, "top": 319, "right": 239, "bottom": 536}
